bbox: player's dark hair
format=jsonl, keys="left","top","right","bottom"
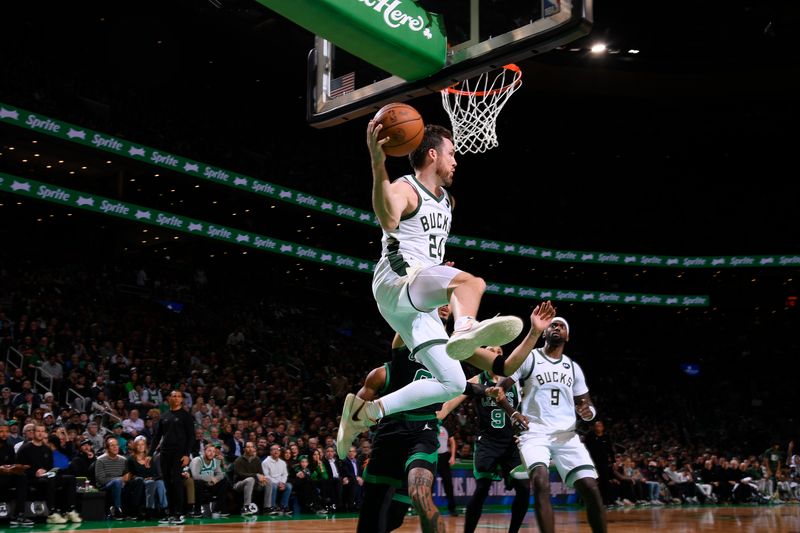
{"left": 408, "top": 124, "right": 453, "bottom": 170}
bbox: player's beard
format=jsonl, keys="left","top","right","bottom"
{"left": 545, "top": 332, "right": 565, "bottom": 347}
{"left": 436, "top": 159, "right": 454, "bottom": 187}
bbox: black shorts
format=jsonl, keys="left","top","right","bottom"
{"left": 364, "top": 416, "right": 439, "bottom": 489}
{"left": 473, "top": 435, "right": 521, "bottom": 481}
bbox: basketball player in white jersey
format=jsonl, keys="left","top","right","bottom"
{"left": 496, "top": 317, "right": 607, "bottom": 533}
{"left": 338, "top": 121, "right": 524, "bottom": 453}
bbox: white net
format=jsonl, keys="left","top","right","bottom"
{"left": 440, "top": 64, "right": 522, "bottom": 154}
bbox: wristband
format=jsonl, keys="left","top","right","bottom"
{"left": 491, "top": 354, "right": 508, "bottom": 376}
{"left": 581, "top": 405, "right": 597, "bottom": 421}
{"left": 463, "top": 382, "right": 488, "bottom": 397}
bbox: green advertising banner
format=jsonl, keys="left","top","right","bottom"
{"left": 0, "top": 172, "right": 710, "bottom": 307}
{"left": 254, "top": 0, "right": 446, "bottom": 81}
{"left": 3, "top": 102, "right": 795, "bottom": 270}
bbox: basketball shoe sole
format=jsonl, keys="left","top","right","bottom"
{"left": 446, "top": 315, "right": 524, "bottom": 361}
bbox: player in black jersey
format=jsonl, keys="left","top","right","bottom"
{"left": 439, "top": 347, "right": 530, "bottom": 533}
{"left": 356, "top": 332, "right": 444, "bottom": 533}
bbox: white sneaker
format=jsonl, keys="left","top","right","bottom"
{"left": 336, "top": 393, "right": 373, "bottom": 458}
{"left": 446, "top": 316, "right": 523, "bottom": 360}
{"left": 510, "top": 464, "right": 529, "bottom": 480}
{"left": 47, "top": 512, "right": 68, "bottom": 524}
{"left": 66, "top": 510, "right": 83, "bottom": 523}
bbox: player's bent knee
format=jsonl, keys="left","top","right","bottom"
{"left": 441, "top": 372, "right": 467, "bottom": 398}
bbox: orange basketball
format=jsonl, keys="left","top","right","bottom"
{"left": 373, "top": 103, "right": 424, "bottom": 157}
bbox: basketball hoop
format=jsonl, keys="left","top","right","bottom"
{"left": 441, "top": 64, "right": 522, "bottom": 154}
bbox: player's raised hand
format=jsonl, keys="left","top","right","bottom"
{"left": 531, "top": 300, "right": 556, "bottom": 333}
{"left": 366, "top": 120, "right": 390, "bottom": 162}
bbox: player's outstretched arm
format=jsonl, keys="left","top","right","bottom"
{"left": 500, "top": 300, "right": 556, "bottom": 375}
{"left": 465, "top": 301, "right": 556, "bottom": 375}
{"left": 357, "top": 366, "right": 387, "bottom": 402}
{"left": 368, "top": 120, "right": 415, "bottom": 230}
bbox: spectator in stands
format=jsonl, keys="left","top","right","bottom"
{"left": 41, "top": 392, "right": 57, "bottom": 414}
{"left": 47, "top": 434, "right": 70, "bottom": 469}
{"left": 111, "top": 399, "right": 128, "bottom": 422}
{"left": 292, "top": 454, "right": 323, "bottom": 514}
{"left": 42, "top": 411, "right": 57, "bottom": 432}
{"left": 83, "top": 421, "right": 104, "bottom": 455}
{"left": 126, "top": 435, "right": 166, "bottom": 520}
{"left": 91, "top": 390, "right": 113, "bottom": 420}
{"left": 233, "top": 441, "right": 269, "bottom": 515}
{"left": 611, "top": 455, "right": 634, "bottom": 506}
{"left": 190, "top": 441, "right": 230, "bottom": 517}
{"left": 16, "top": 423, "right": 82, "bottom": 523}
{"left": 226, "top": 429, "right": 245, "bottom": 461}
{"left": 0, "top": 387, "right": 12, "bottom": 412}
{"left": 8, "top": 369, "right": 26, "bottom": 394}
{"left": 321, "top": 446, "right": 342, "bottom": 512}
{"left": 111, "top": 423, "right": 128, "bottom": 454}
{"left": 662, "top": 461, "right": 701, "bottom": 504}
{"left": 128, "top": 384, "right": 146, "bottom": 411}
{"left": 143, "top": 382, "right": 162, "bottom": 409}
{"left": 262, "top": 444, "right": 292, "bottom": 515}
{"left": 123, "top": 409, "right": 145, "bottom": 437}
{"left": 14, "top": 423, "right": 35, "bottom": 454}
{"left": 641, "top": 460, "right": 664, "bottom": 505}
{"left": 0, "top": 422, "right": 32, "bottom": 526}
{"left": 142, "top": 409, "right": 159, "bottom": 442}
{"left": 96, "top": 436, "right": 133, "bottom": 520}
{"left": 90, "top": 375, "right": 110, "bottom": 401}
{"left": 40, "top": 354, "right": 64, "bottom": 392}
{"left": 6, "top": 421, "right": 22, "bottom": 447}
{"left": 68, "top": 438, "right": 95, "bottom": 478}
{"left": 191, "top": 428, "right": 205, "bottom": 458}
{"left": 340, "top": 445, "right": 364, "bottom": 511}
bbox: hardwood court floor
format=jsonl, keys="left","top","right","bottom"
{"left": 8, "top": 505, "right": 800, "bottom": 532}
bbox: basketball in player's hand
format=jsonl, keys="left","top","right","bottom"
{"left": 373, "top": 103, "right": 424, "bottom": 157}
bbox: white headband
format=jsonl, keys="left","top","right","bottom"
{"left": 551, "top": 317, "right": 570, "bottom": 335}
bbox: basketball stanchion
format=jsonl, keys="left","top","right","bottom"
{"left": 441, "top": 64, "right": 522, "bottom": 154}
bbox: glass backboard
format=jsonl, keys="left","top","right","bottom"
{"left": 308, "top": 0, "right": 593, "bottom": 128}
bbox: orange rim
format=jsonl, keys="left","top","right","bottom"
{"left": 444, "top": 64, "right": 522, "bottom": 97}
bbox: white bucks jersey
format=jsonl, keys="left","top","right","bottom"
{"left": 377, "top": 175, "right": 451, "bottom": 277}
{"left": 511, "top": 349, "right": 589, "bottom": 436}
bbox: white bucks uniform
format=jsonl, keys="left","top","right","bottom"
{"left": 372, "top": 174, "right": 456, "bottom": 354}
{"left": 510, "top": 348, "right": 597, "bottom": 487}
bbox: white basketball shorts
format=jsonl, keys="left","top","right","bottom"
{"left": 372, "top": 260, "right": 461, "bottom": 354}
{"left": 518, "top": 431, "right": 597, "bottom": 488}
